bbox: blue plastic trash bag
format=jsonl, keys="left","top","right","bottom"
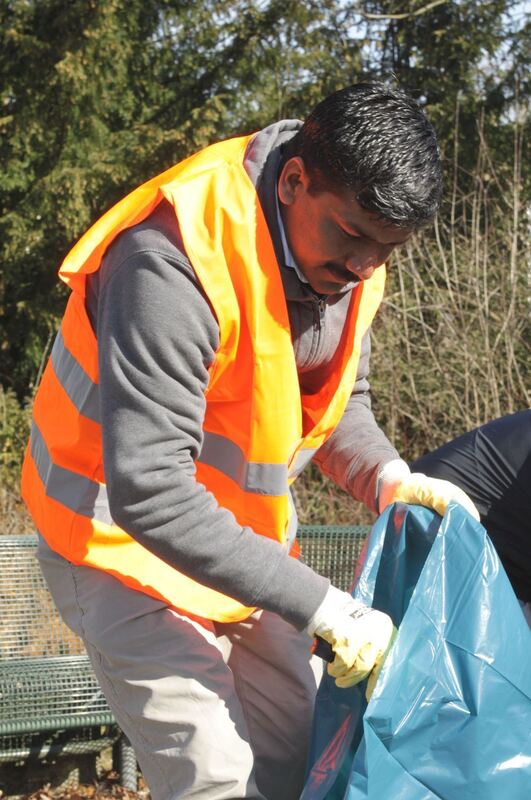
{"left": 302, "top": 502, "right": 531, "bottom": 800}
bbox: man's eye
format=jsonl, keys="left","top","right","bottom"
{"left": 340, "top": 227, "right": 361, "bottom": 239}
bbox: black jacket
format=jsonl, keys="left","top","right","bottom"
{"left": 411, "top": 410, "right": 531, "bottom": 602}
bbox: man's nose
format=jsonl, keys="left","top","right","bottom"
{"left": 345, "top": 257, "right": 378, "bottom": 281}
{"left": 345, "top": 239, "right": 390, "bottom": 280}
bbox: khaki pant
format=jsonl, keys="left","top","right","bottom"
{"left": 37, "top": 537, "right": 322, "bottom": 800}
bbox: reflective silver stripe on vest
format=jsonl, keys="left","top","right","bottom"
{"left": 198, "top": 431, "right": 288, "bottom": 496}
{"left": 51, "top": 330, "right": 101, "bottom": 424}
{"left": 289, "top": 448, "right": 318, "bottom": 480}
{"left": 287, "top": 489, "right": 299, "bottom": 548}
{"left": 30, "top": 421, "right": 113, "bottom": 525}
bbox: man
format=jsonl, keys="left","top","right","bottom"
{"left": 411, "top": 410, "right": 531, "bottom": 624}
{"left": 22, "top": 83, "right": 478, "bottom": 800}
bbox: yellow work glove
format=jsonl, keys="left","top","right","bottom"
{"left": 378, "top": 459, "right": 480, "bottom": 521}
{"left": 307, "top": 586, "right": 396, "bottom": 700}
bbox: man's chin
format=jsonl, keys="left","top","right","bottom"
{"left": 308, "top": 264, "right": 359, "bottom": 294}
{"left": 310, "top": 277, "right": 359, "bottom": 295}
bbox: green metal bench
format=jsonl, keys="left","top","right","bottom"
{"left": 0, "top": 525, "right": 369, "bottom": 792}
{"left": 298, "top": 524, "right": 370, "bottom": 591}
{"left": 0, "top": 534, "right": 138, "bottom": 793}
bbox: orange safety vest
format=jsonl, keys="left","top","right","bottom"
{"left": 21, "top": 133, "right": 385, "bottom": 622}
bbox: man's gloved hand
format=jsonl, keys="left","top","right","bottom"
{"left": 306, "top": 586, "right": 396, "bottom": 700}
{"left": 378, "top": 459, "right": 480, "bottom": 521}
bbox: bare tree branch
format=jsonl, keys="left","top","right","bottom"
{"left": 358, "top": 0, "right": 448, "bottom": 22}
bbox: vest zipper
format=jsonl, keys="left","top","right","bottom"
{"left": 313, "top": 297, "right": 326, "bottom": 332}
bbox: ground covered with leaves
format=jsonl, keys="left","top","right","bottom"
{"left": 2, "top": 769, "right": 151, "bottom": 800}
{"left": 19, "top": 787, "right": 146, "bottom": 800}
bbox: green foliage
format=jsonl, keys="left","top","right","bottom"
{"left": 0, "top": 0, "right": 367, "bottom": 396}
{"left": 0, "top": 385, "right": 33, "bottom": 533}
{"left": 0, "top": 0, "right": 529, "bottom": 526}
{"left": 0, "top": 386, "right": 29, "bottom": 483}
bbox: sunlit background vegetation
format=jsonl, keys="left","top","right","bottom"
{"left": 1, "top": 0, "right": 529, "bottom": 529}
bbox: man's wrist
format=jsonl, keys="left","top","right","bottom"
{"left": 305, "top": 585, "right": 364, "bottom": 636}
{"left": 376, "top": 459, "right": 411, "bottom": 513}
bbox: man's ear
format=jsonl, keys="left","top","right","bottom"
{"left": 277, "top": 156, "right": 310, "bottom": 206}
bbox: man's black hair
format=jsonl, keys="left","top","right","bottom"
{"left": 283, "top": 82, "right": 443, "bottom": 229}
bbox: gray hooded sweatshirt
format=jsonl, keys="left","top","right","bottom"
{"left": 84, "top": 122, "right": 400, "bottom": 630}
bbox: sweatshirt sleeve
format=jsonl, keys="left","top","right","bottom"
{"left": 312, "top": 331, "right": 401, "bottom": 512}
{"left": 93, "top": 224, "right": 329, "bottom": 630}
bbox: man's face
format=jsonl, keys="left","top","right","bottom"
{"left": 277, "top": 157, "right": 413, "bottom": 295}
